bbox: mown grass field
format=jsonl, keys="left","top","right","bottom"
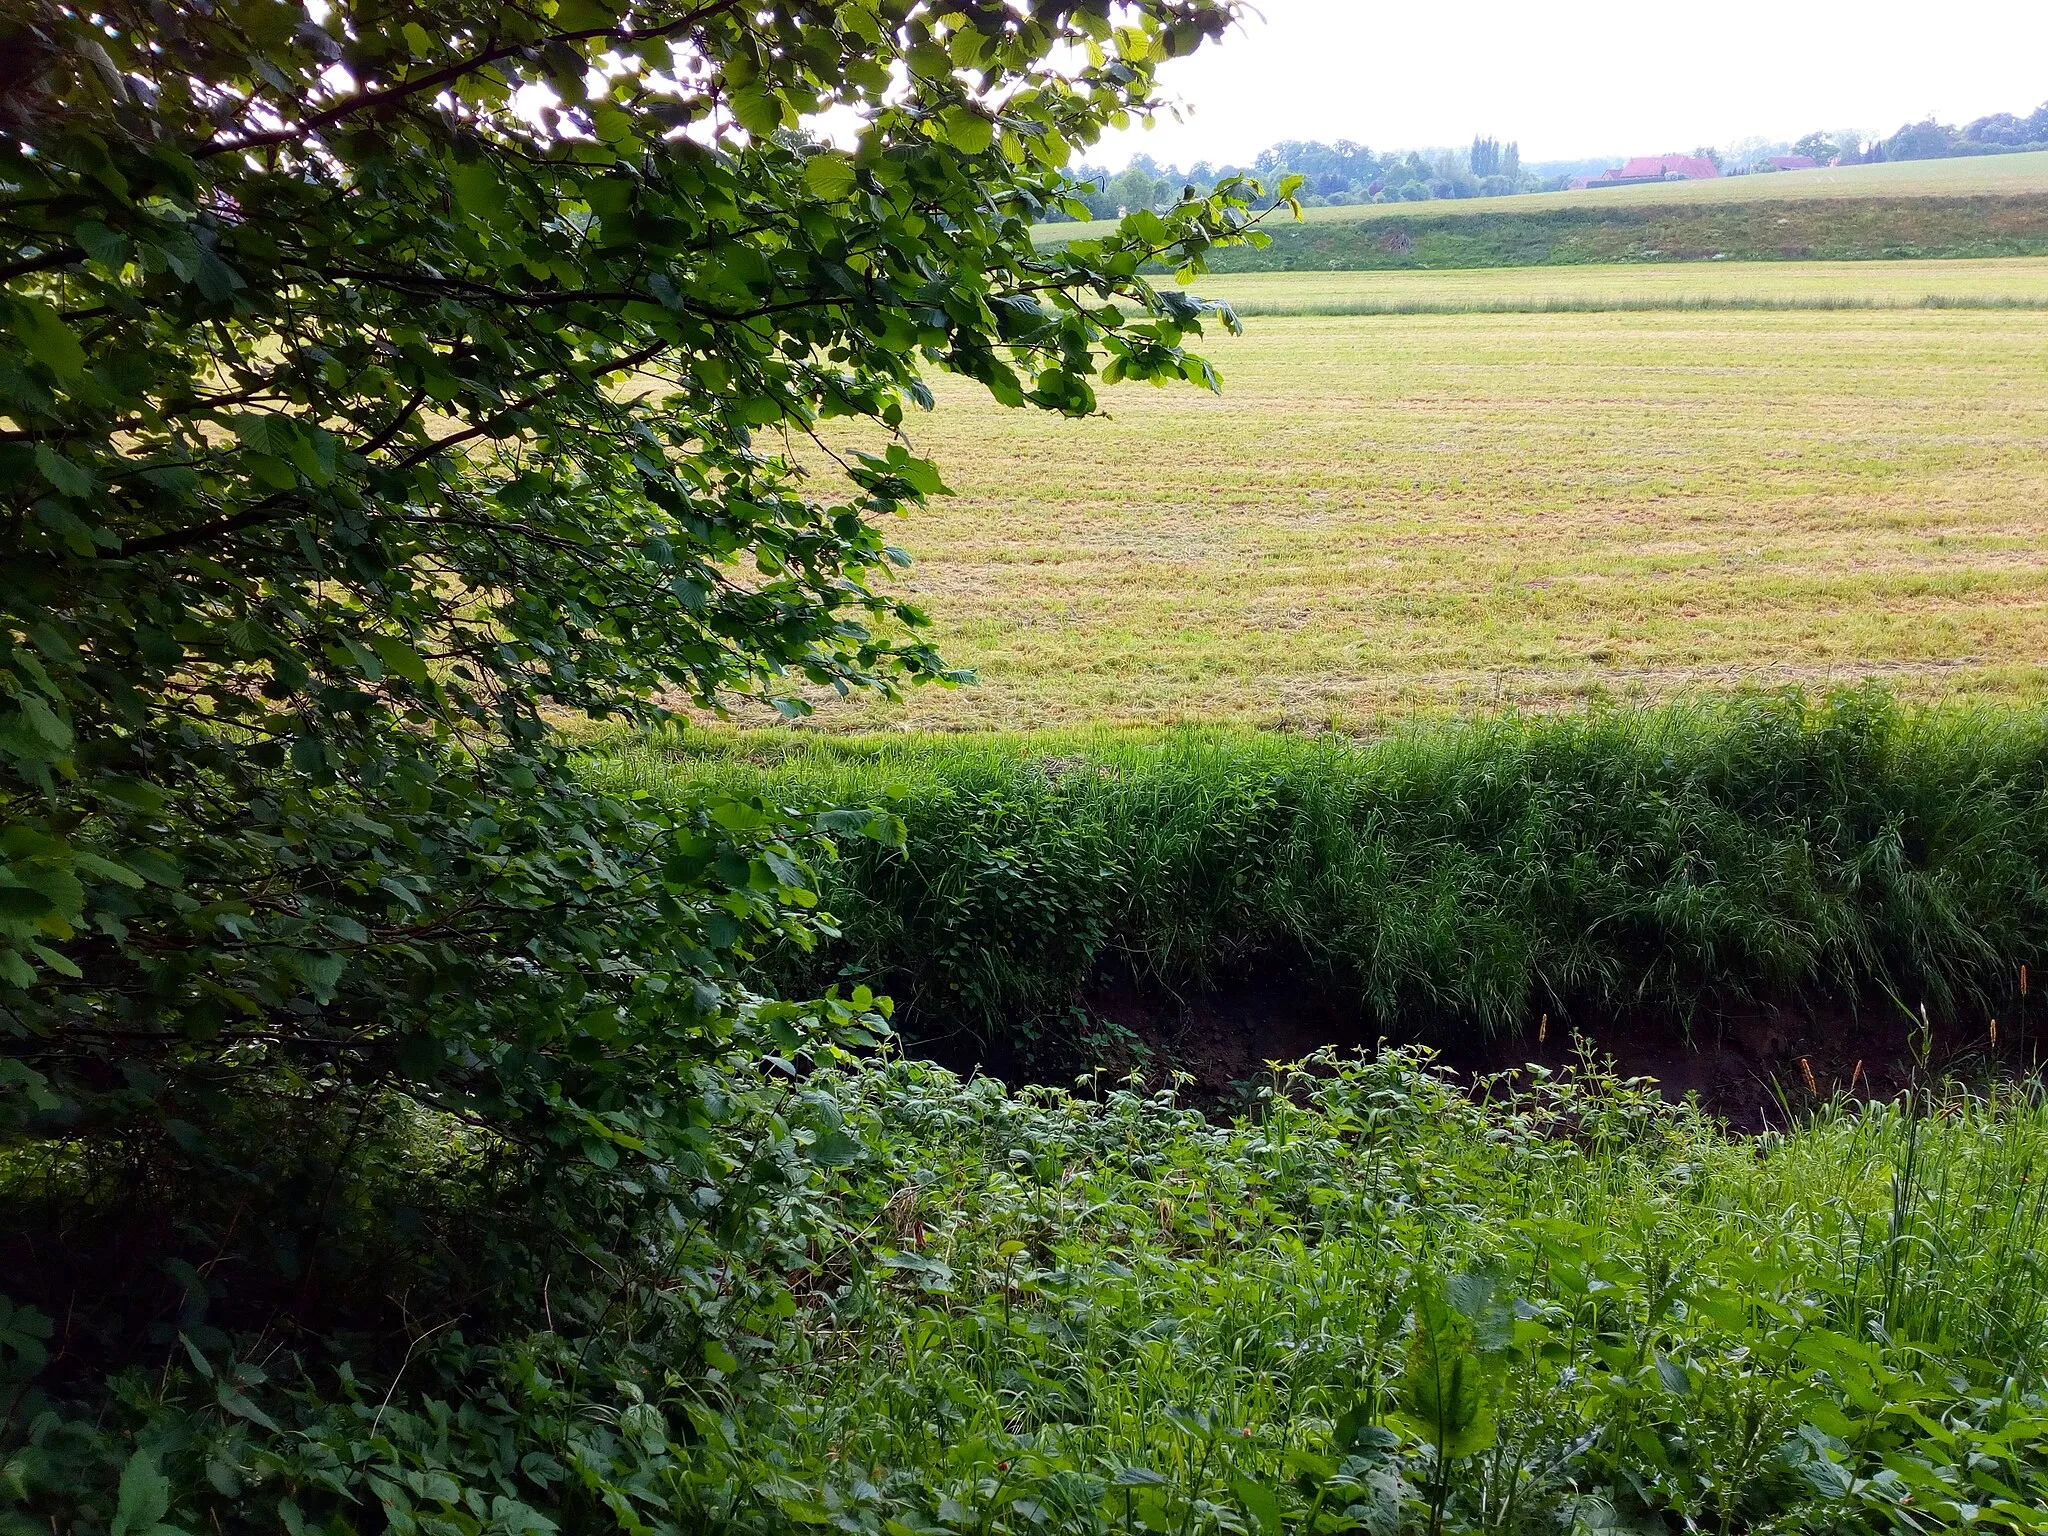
{"left": 1196, "top": 256, "right": 2048, "bottom": 313}
{"left": 1036, "top": 149, "right": 2048, "bottom": 244}
{"left": 796, "top": 259, "right": 2048, "bottom": 730}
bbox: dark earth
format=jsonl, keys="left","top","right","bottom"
{"left": 922, "top": 953, "right": 2039, "bottom": 1130}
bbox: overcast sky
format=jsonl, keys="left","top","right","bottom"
{"left": 1087, "top": 0, "right": 2048, "bottom": 169}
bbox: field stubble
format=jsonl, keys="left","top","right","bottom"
{"left": 1196, "top": 256, "right": 2048, "bottom": 313}
{"left": 797, "top": 291, "right": 2048, "bottom": 729}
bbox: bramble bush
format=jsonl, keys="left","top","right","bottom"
{"left": 0, "top": 0, "right": 1277, "bottom": 1524}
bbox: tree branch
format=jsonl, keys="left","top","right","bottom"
{"left": 193, "top": 0, "right": 747, "bottom": 161}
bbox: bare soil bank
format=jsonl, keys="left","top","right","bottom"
{"left": 919, "top": 956, "right": 2038, "bottom": 1131}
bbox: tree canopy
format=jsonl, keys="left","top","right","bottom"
{"left": 0, "top": 0, "right": 1275, "bottom": 1520}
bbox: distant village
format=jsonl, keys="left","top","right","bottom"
{"left": 1570, "top": 151, "right": 1820, "bottom": 189}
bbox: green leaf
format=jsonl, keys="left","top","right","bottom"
{"left": 95, "top": 777, "right": 166, "bottom": 813}
{"left": 289, "top": 951, "right": 348, "bottom": 1001}
{"left": 451, "top": 162, "right": 507, "bottom": 219}
{"left": 31, "top": 443, "right": 93, "bottom": 498}
{"left": 121, "top": 848, "right": 184, "bottom": 889}
{"left": 1400, "top": 1278, "right": 1498, "bottom": 1460}
{"left": 216, "top": 1379, "right": 280, "bottom": 1432}
{"left": 12, "top": 299, "right": 86, "bottom": 379}
{"left": 1234, "top": 1478, "right": 1281, "bottom": 1536}
{"left": 110, "top": 1450, "right": 170, "bottom": 1536}
{"left": 369, "top": 635, "right": 430, "bottom": 684}
{"left": 938, "top": 106, "right": 994, "bottom": 155}
{"left": 730, "top": 85, "right": 784, "bottom": 137}
{"left": 230, "top": 413, "right": 302, "bottom": 459}
{"left": 803, "top": 153, "right": 859, "bottom": 201}
{"left": 75, "top": 851, "right": 147, "bottom": 889}
{"left": 554, "top": 0, "right": 618, "bottom": 30}
{"left": 1654, "top": 1353, "right": 1694, "bottom": 1396}
{"left": 807, "top": 1129, "right": 862, "bottom": 1168}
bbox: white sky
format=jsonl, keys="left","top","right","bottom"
{"left": 1088, "top": 0, "right": 2048, "bottom": 169}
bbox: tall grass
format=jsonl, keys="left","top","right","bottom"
{"left": 589, "top": 690, "right": 2048, "bottom": 1051}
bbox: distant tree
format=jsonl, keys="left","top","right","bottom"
{"left": 1793, "top": 131, "right": 1839, "bottom": 164}
{"left": 1961, "top": 107, "right": 2048, "bottom": 149}
{"left": 1503, "top": 142, "right": 1522, "bottom": 182}
{"left": 1880, "top": 117, "right": 1959, "bottom": 161}
{"left": 1106, "top": 163, "right": 1171, "bottom": 213}
{"left": 1691, "top": 145, "right": 1726, "bottom": 171}
{"left": 1470, "top": 135, "right": 1502, "bottom": 178}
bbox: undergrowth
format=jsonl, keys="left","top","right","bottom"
{"left": 739, "top": 1047, "right": 2048, "bottom": 1535}
{"left": 11, "top": 1045, "right": 2048, "bottom": 1534}
{"left": 591, "top": 691, "right": 2048, "bottom": 1057}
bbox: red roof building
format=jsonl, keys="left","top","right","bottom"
{"left": 1766, "top": 154, "right": 1820, "bottom": 171}
{"left": 1597, "top": 154, "right": 1722, "bottom": 183}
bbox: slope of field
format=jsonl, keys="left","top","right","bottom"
{"left": 1036, "top": 149, "right": 2048, "bottom": 243}
{"left": 791, "top": 288, "right": 2048, "bottom": 730}
{"left": 1195, "top": 256, "right": 2048, "bottom": 313}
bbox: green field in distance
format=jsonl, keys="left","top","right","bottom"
{"left": 782, "top": 257, "right": 2048, "bottom": 731}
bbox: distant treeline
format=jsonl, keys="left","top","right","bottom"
{"left": 1057, "top": 136, "right": 1553, "bottom": 221}
{"left": 1049, "top": 95, "right": 2048, "bottom": 222}
{"left": 1846, "top": 101, "right": 2048, "bottom": 165}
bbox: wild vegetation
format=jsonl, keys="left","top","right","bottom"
{"left": 739, "top": 1050, "right": 2048, "bottom": 1536}
{"left": 0, "top": 0, "right": 1263, "bottom": 1525}
{"left": 10, "top": 2, "right": 2048, "bottom": 1532}
{"left": 594, "top": 693, "right": 2048, "bottom": 1062}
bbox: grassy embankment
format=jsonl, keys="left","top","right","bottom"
{"left": 591, "top": 693, "right": 2048, "bottom": 1063}
{"left": 1034, "top": 152, "right": 2048, "bottom": 270}
{"left": 785, "top": 273, "right": 2048, "bottom": 729}
{"left": 727, "top": 1051, "right": 2048, "bottom": 1535}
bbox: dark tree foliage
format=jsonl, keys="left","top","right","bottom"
{"left": 0, "top": 0, "right": 1271, "bottom": 1521}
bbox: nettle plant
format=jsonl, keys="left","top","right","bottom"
{"left": 0, "top": 0, "right": 1285, "bottom": 1520}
